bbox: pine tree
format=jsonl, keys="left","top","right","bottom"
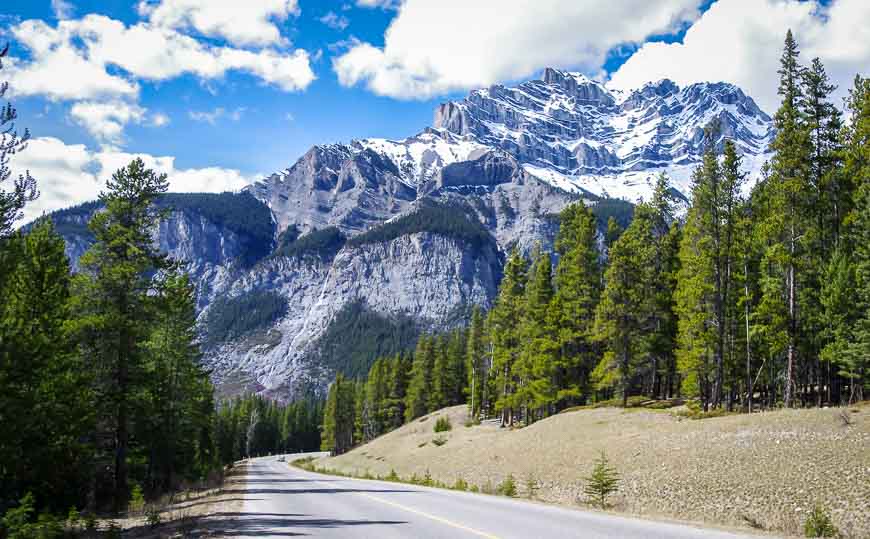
{"left": 594, "top": 205, "right": 656, "bottom": 406}
{"left": 142, "top": 271, "right": 214, "bottom": 489}
{"left": 466, "top": 306, "right": 487, "bottom": 418}
{"left": 405, "top": 336, "right": 434, "bottom": 422}
{"left": 583, "top": 451, "right": 620, "bottom": 508}
{"left": 68, "top": 158, "right": 170, "bottom": 509}
{"left": 488, "top": 249, "right": 528, "bottom": 425}
{"left": 0, "top": 220, "right": 92, "bottom": 511}
{"left": 553, "top": 202, "right": 601, "bottom": 407}
{"left": 516, "top": 247, "right": 557, "bottom": 421}
{"left": 0, "top": 44, "right": 37, "bottom": 239}
{"left": 760, "top": 30, "right": 814, "bottom": 407}
{"left": 386, "top": 352, "right": 409, "bottom": 429}
{"left": 844, "top": 75, "right": 870, "bottom": 402}
{"left": 430, "top": 335, "right": 449, "bottom": 412}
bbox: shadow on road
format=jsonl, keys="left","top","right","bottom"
{"left": 221, "top": 487, "right": 416, "bottom": 495}
{"left": 197, "top": 513, "right": 408, "bottom": 536}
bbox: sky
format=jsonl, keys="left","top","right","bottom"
{"left": 2, "top": 0, "right": 868, "bottom": 223}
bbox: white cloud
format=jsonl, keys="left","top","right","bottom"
{"left": 51, "top": 0, "right": 74, "bottom": 20}
{"left": 319, "top": 11, "right": 349, "bottom": 31}
{"left": 8, "top": 14, "right": 315, "bottom": 101}
{"left": 333, "top": 0, "right": 701, "bottom": 99}
{"left": 69, "top": 100, "right": 146, "bottom": 146}
{"left": 12, "top": 137, "right": 255, "bottom": 224}
{"left": 188, "top": 107, "right": 246, "bottom": 125}
{"left": 150, "top": 112, "right": 170, "bottom": 127}
{"left": 138, "top": 0, "right": 300, "bottom": 47}
{"left": 355, "top": 0, "right": 400, "bottom": 9}
{"left": 608, "top": 0, "right": 870, "bottom": 113}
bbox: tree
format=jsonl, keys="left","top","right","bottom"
{"left": 142, "top": 271, "right": 214, "bottom": 490}
{"left": 405, "top": 336, "right": 434, "bottom": 422}
{"left": 68, "top": 158, "right": 170, "bottom": 509}
{"left": 466, "top": 306, "right": 487, "bottom": 418}
{"left": 583, "top": 451, "right": 620, "bottom": 508}
{"left": 0, "top": 43, "right": 37, "bottom": 239}
{"left": 552, "top": 202, "right": 601, "bottom": 407}
{"left": 488, "top": 249, "right": 528, "bottom": 425}
{"left": 676, "top": 135, "right": 744, "bottom": 409}
{"left": 759, "top": 30, "right": 814, "bottom": 407}
{"left": 516, "top": 246, "right": 557, "bottom": 421}
{"left": 0, "top": 221, "right": 92, "bottom": 512}
{"left": 321, "top": 373, "right": 355, "bottom": 455}
{"left": 843, "top": 75, "right": 870, "bottom": 402}
{"left": 593, "top": 204, "right": 656, "bottom": 406}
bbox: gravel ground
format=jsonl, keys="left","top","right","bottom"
{"left": 320, "top": 403, "right": 870, "bottom": 538}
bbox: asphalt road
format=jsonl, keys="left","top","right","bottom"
{"left": 221, "top": 455, "right": 769, "bottom": 538}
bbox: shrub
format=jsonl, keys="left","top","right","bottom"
{"left": 434, "top": 416, "right": 452, "bottom": 432}
{"left": 386, "top": 469, "right": 400, "bottom": 482}
{"left": 584, "top": 451, "right": 620, "bottom": 508}
{"left": 2, "top": 495, "right": 65, "bottom": 539}
{"left": 452, "top": 477, "right": 469, "bottom": 491}
{"left": 145, "top": 506, "right": 162, "bottom": 528}
{"left": 129, "top": 483, "right": 146, "bottom": 514}
{"left": 469, "top": 484, "right": 480, "bottom": 493}
{"left": 423, "top": 469, "right": 434, "bottom": 487}
{"left": 496, "top": 474, "right": 517, "bottom": 497}
{"left": 432, "top": 435, "right": 448, "bottom": 446}
{"left": 804, "top": 505, "right": 838, "bottom": 538}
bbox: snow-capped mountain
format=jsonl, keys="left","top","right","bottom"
{"left": 47, "top": 68, "right": 775, "bottom": 398}
{"left": 352, "top": 67, "right": 774, "bottom": 202}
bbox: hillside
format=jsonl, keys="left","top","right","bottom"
{"left": 316, "top": 403, "right": 870, "bottom": 538}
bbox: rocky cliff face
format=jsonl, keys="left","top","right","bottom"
{"left": 45, "top": 68, "right": 775, "bottom": 398}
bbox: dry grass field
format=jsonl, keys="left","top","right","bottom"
{"left": 319, "top": 402, "right": 870, "bottom": 537}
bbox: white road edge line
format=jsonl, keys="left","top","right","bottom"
{"left": 357, "top": 492, "right": 502, "bottom": 539}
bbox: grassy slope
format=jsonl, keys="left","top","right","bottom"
{"left": 319, "top": 403, "right": 870, "bottom": 537}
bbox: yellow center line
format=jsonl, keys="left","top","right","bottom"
{"left": 358, "top": 492, "right": 502, "bottom": 539}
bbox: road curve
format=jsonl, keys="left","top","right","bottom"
{"left": 217, "top": 455, "right": 771, "bottom": 538}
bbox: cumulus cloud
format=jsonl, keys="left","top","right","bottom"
{"left": 333, "top": 0, "right": 701, "bottom": 99}
{"left": 12, "top": 137, "right": 255, "bottom": 224}
{"left": 608, "top": 0, "right": 870, "bottom": 113}
{"left": 150, "top": 112, "right": 170, "bottom": 127}
{"left": 319, "top": 12, "right": 349, "bottom": 31}
{"left": 69, "top": 100, "right": 146, "bottom": 146}
{"left": 8, "top": 15, "right": 315, "bottom": 100}
{"left": 137, "top": 0, "right": 300, "bottom": 47}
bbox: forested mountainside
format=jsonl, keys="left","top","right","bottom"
{"left": 42, "top": 66, "right": 776, "bottom": 398}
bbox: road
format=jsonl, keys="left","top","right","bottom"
{"left": 215, "top": 455, "right": 769, "bottom": 538}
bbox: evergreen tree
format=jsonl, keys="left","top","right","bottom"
{"left": 593, "top": 204, "right": 656, "bottom": 406}
{"left": 0, "top": 221, "right": 92, "bottom": 511}
{"left": 553, "top": 202, "right": 601, "bottom": 407}
{"left": 760, "top": 30, "right": 814, "bottom": 407}
{"left": 405, "top": 336, "right": 434, "bottom": 422}
{"left": 466, "top": 306, "right": 487, "bottom": 418}
{"left": 0, "top": 44, "right": 37, "bottom": 239}
{"left": 68, "top": 158, "right": 170, "bottom": 509}
{"left": 488, "top": 249, "right": 528, "bottom": 425}
{"left": 516, "top": 247, "right": 557, "bottom": 421}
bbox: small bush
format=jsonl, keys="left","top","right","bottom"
{"left": 1, "top": 493, "right": 65, "bottom": 539}
{"left": 434, "top": 416, "right": 452, "bottom": 432}
{"left": 129, "top": 483, "right": 146, "bottom": 514}
{"left": 584, "top": 451, "right": 620, "bottom": 508}
{"left": 496, "top": 474, "right": 517, "bottom": 497}
{"left": 463, "top": 417, "right": 480, "bottom": 427}
{"left": 432, "top": 435, "right": 448, "bottom": 446}
{"left": 804, "top": 505, "right": 838, "bottom": 538}
{"left": 387, "top": 469, "right": 400, "bottom": 481}
{"left": 452, "top": 477, "right": 469, "bottom": 491}
{"left": 145, "top": 506, "right": 162, "bottom": 528}
{"left": 469, "top": 484, "right": 480, "bottom": 493}
{"left": 423, "top": 469, "right": 434, "bottom": 487}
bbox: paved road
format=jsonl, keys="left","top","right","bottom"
{"left": 217, "top": 455, "right": 769, "bottom": 538}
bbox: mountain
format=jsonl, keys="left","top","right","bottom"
{"left": 43, "top": 68, "right": 774, "bottom": 398}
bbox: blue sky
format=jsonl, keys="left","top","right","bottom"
{"left": 3, "top": 0, "right": 866, "bottom": 221}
